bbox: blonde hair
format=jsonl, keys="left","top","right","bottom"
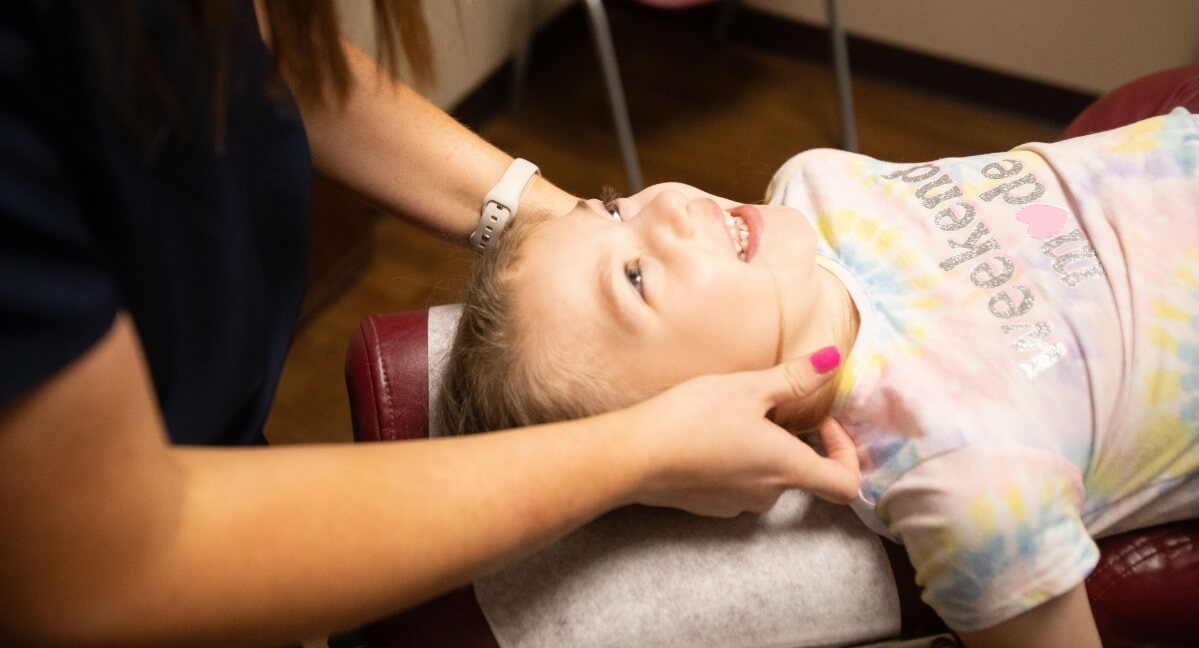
{"left": 438, "top": 211, "right": 619, "bottom": 436}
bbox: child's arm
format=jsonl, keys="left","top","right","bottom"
{"left": 878, "top": 446, "right": 1102, "bottom": 642}
{"left": 958, "top": 584, "right": 1101, "bottom": 648}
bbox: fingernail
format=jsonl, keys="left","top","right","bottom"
{"left": 810, "top": 346, "right": 841, "bottom": 374}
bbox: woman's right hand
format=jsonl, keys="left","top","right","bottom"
{"left": 613, "top": 350, "right": 860, "bottom": 517}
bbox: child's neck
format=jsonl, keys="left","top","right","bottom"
{"left": 774, "top": 264, "right": 859, "bottom": 431}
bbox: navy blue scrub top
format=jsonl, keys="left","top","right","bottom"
{"left": 0, "top": 1, "right": 311, "bottom": 445}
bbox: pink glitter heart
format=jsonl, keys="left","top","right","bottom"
{"left": 1016, "top": 204, "right": 1067, "bottom": 239}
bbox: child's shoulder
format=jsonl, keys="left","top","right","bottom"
{"left": 1030, "top": 107, "right": 1198, "bottom": 161}
{"left": 766, "top": 148, "right": 871, "bottom": 203}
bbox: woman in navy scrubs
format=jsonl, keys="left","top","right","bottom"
{"left": 0, "top": 2, "right": 856, "bottom": 644}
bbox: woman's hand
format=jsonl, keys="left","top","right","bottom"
{"left": 614, "top": 349, "right": 860, "bottom": 517}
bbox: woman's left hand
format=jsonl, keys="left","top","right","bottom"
{"left": 613, "top": 349, "right": 861, "bottom": 518}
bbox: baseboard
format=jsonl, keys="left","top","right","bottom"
{"left": 452, "top": 2, "right": 1098, "bottom": 130}
{"left": 728, "top": 8, "right": 1097, "bottom": 124}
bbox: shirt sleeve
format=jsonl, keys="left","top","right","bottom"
{"left": 0, "top": 3, "right": 118, "bottom": 405}
{"left": 877, "top": 445, "right": 1100, "bottom": 632}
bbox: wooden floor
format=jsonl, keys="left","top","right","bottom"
{"left": 263, "top": 5, "right": 1064, "bottom": 445}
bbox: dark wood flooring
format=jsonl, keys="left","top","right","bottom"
{"left": 263, "top": 5, "right": 1064, "bottom": 445}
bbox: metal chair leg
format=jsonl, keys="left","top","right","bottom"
{"left": 826, "top": 0, "right": 858, "bottom": 152}
{"left": 582, "top": 0, "right": 644, "bottom": 192}
{"left": 510, "top": 0, "right": 540, "bottom": 111}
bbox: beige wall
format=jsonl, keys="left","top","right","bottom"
{"left": 337, "top": 0, "right": 571, "bottom": 109}
{"left": 749, "top": 0, "right": 1199, "bottom": 95}
{"left": 340, "top": 1, "right": 1198, "bottom": 104}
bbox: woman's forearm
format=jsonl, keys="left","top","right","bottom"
{"left": 299, "top": 41, "right": 578, "bottom": 241}
{"left": 153, "top": 421, "right": 639, "bottom": 646}
{"left": 0, "top": 317, "right": 641, "bottom": 647}
{"left": 1, "top": 317, "right": 851, "bottom": 646}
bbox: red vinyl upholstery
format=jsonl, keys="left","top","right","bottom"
{"left": 345, "top": 66, "right": 1199, "bottom": 647}
{"left": 1061, "top": 64, "right": 1199, "bottom": 140}
{"left": 346, "top": 311, "right": 430, "bottom": 443}
{"left": 1086, "top": 520, "right": 1199, "bottom": 648}
{"left": 346, "top": 310, "right": 499, "bottom": 648}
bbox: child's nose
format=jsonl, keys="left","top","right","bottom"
{"left": 644, "top": 190, "right": 695, "bottom": 240}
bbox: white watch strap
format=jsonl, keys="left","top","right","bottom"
{"left": 470, "top": 158, "right": 540, "bottom": 253}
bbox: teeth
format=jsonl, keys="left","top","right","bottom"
{"left": 723, "top": 211, "right": 749, "bottom": 261}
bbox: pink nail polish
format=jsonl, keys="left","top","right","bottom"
{"left": 811, "top": 346, "right": 841, "bottom": 374}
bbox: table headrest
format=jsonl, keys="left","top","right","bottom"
{"left": 345, "top": 304, "right": 462, "bottom": 442}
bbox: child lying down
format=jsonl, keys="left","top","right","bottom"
{"left": 439, "top": 109, "right": 1199, "bottom": 644}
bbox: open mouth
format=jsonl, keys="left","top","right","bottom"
{"left": 723, "top": 210, "right": 749, "bottom": 261}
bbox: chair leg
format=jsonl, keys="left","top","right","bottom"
{"left": 825, "top": 0, "right": 858, "bottom": 152}
{"left": 510, "top": 0, "right": 540, "bottom": 111}
{"left": 581, "top": 0, "right": 644, "bottom": 192}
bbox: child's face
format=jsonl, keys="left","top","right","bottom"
{"left": 509, "top": 188, "right": 822, "bottom": 403}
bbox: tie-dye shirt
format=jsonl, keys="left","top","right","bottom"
{"left": 766, "top": 109, "right": 1199, "bottom": 631}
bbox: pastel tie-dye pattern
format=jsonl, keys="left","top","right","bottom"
{"left": 767, "top": 109, "right": 1199, "bottom": 631}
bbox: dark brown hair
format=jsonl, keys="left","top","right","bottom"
{"left": 92, "top": 0, "right": 432, "bottom": 153}
{"left": 263, "top": 0, "right": 433, "bottom": 104}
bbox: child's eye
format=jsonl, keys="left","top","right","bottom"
{"left": 624, "top": 261, "right": 643, "bottom": 296}
{"left": 600, "top": 186, "right": 623, "bottom": 221}
{"left": 604, "top": 198, "right": 622, "bottom": 222}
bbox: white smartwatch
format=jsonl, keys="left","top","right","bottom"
{"left": 470, "top": 158, "right": 540, "bottom": 253}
